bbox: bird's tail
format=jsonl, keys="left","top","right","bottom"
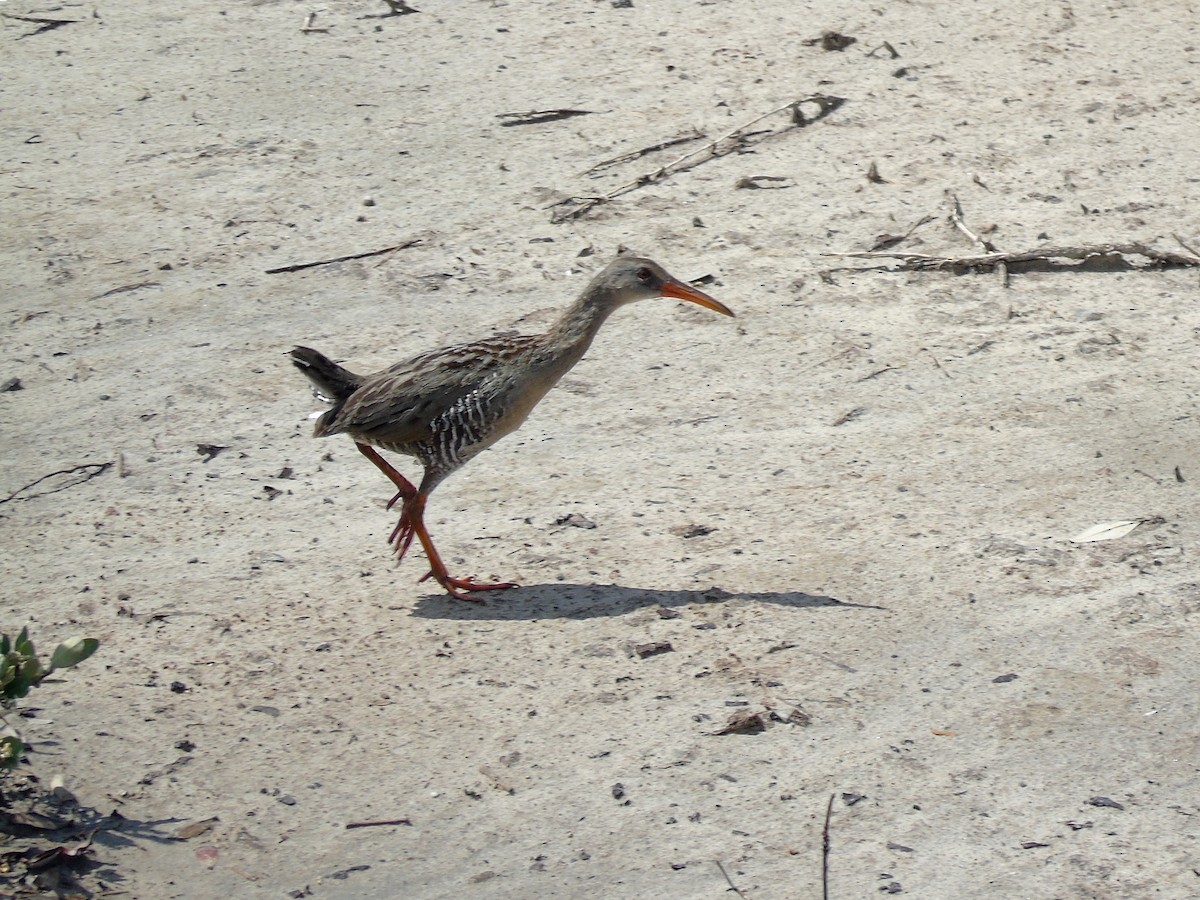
{"left": 290, "top": 346, "right": 363, "bottom": 436}
{"left": 290, "top": 346, "right": 362, "bottom": 400}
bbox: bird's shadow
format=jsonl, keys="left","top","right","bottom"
{"left": 410, "top": 583, "right": 885, "bottom": 621}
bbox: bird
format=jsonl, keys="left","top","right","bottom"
{"left": 291, "top": 256, "right": 734, "bottom": 600}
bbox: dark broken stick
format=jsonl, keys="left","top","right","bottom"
{"left": 822, "top": 793, "right": 835, "bottom": 900}
{"left": 551, "top": 94, "right": 844, "bottom": 223}
{"left": 1, "top": 463, "right": 112, "bottom": 505}
{"left": 1173, "top": 232, "right": 1200, "bottom": 258}
{"left": 832, "top": 195, "right": 1200, "bottom": 282}
{"left": 88, "top": 281, "right": 161, "bottom": 302}
{"left": 345, "top": 818, "right": 412, "bottom": 829}
{"left": 824, "top": 242, "right": 1200, "bottom": 274}
{"left": 265, "top": 240, "right": 420, "bottom": 274}
{"left": 301, "top": 11, "right": 331, "bottom": 33}
{"left": 378, "top": 0, "right": 419, "bottom": 14}
{"left": 2, "top": 12, "right": 78, "bottom": 36}
{"left": 715, "top": 860, "right": 749, "bottom": 899}
{"left": 950, "top": 193, "right": 1007, "bottom": 284}
{"left": 497, "top": 109, "right": 593, "bottom": 126}
{"left": 868, "top": 214, "right": 937, "bottom": 251}
{"left": 582, "top": 128, "right": 707, "bottom": 175}
{"left": 553, "top": 96, "right": 832, "bottom": 219}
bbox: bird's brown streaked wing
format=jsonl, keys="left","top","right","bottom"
{"left": 324, "top": 336, "right": 540, "bottom": 444}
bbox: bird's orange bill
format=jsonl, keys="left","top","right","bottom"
{"left": 661, "top": 280, "right": 735, "bottom": 317}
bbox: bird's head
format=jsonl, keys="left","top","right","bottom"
{"left": 592, "top": 256, "right": 735, "bottom": 317}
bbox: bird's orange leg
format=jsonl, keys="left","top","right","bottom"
{"left": 399, "top": 494, "right": 518, "bottom": 601}
{"left": 356, "top": 444, "right": 420, "bottom": 560}
{"left": 354, "top": 443, "right": 516, "bottom": 600}
{"left": 356, "top": 444, "right": 418, "bottom": 498}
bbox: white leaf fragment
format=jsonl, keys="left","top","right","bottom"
{"left": 1070, "top": 520, "right": 1143, "bottom": 543}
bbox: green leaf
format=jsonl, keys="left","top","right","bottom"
{"left": 50, "top": 637, "right": 99, "bottom": 672}
{"left": 0, "top": 735, "right": 24, "bottom": 769}
{"left": 19, "top": 655, "right": 45, "bottom": 685}
{"left": 15, "top": 627, "right": 34, "bottom": 658}
{"left": 0, "top": 634, "right": 10, "bottom": 656}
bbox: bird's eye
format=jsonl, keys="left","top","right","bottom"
{"left": 635, "top": 267, "right": 653, "bottom": 282}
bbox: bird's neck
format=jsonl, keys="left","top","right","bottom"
{"left": 539, "top": 288, "right": 620, "bottom": 368}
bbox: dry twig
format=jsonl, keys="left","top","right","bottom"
{"left": 497, "top": 109, "right": 592, "bottom": 126}
{"left": 345, "top": 818, "right": 412, "bottom": 829}
{"left": 550, "top": 94, "right": 845, "bottom": 223}
{"left": 1173, "top": 232, "right": 1200, "bottom": 258}
{"left": 950, "top": 193, "right": 1006, "bottom": 283}
{"left": 301, "top": 11, "right": 330, "bottom": 33}
{"left": 582, "top": 129, "right": 706, "bottom": 175}
{"left": 827, "top": 197, "right": 1200, "bottom": 282}
{"left": 2, "top": 12, "right": 78, "bottom": 37}
{"left": 822, "top": 793, "right": 835, "bottom": 900}
{"left": 87, "top": 281, "right": 161, "bottom": 302}
{"left": 715, "top": 860, "right": 749, "bottom": 898}
{"left": 1, "top": 463, "right": 112, "bottom": 505}
{"left": 825, "top": 242, "right": 1200, "bottom": 275}
{"left": 868, "top": 214, "right": 937, "bottom": 251}
{"left": 949, "top": 194, "right": 996, "bottom": 253}
{"left": 265, "top": 240, "right": 420, "bottom": 274}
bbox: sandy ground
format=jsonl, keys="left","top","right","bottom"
{"left": 3, "top": 0, "right": 1199, "bottom": 897}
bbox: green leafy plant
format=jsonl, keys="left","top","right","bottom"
{"left": 1, "top": 628, "right": 99, "bottom": 769}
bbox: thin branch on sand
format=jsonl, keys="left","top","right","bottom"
{"left": 827, "top": 242, "right": 1200, "bottom": 274}
{"left": 824, "top": 197, "right": 1200, "bottom": 284}
{"left": 497, "top": 109, "right": 593, "bottom": 127}
{"left": 265, "top": 240, "right": 421, "bottom": 275}
{"left": 1, "top": 463, "right": 112, "bottom": 505}
{"left": 822, "top": 793, "right": 835, "bottom": 900}
{"left": 550, "top": 94, "right": 845, "bottom": 223}
{"left": 344, "top": 818, "right": 412, "bottom": 829}
{"left": 301, "top": 11, "right": 331, "bottom": 33}
{"left": 582, "top": 129, "right": 706, "bottom": 176}
{"left": 715, "top": 860, "right": 749, "bottom": 898}
{"left": 2, "top": 12, "right": 78, "bottom": 37}
{"left": 949, "top": 193, "right": 1007, "bottom": 283}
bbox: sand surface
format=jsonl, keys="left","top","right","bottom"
{"left": 3, "top": 0, "right": 1199, "bottom": 897}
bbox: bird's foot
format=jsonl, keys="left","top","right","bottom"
{"left": 419, "top": 570, "right": 518, "bottom": 601}
{"left": 388, "top": 513, "right": 418, "bottom": 561}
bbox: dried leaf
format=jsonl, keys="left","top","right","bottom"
{"left": 1069, "top": 520, "right": 1142, "bottom": 543}
{"left": 196, "top": 444, "right": 228, "bottom": 462}
{"left": 6, "top": 810, "right": 64, "bottom": 830}
{"left": 734, "top": 175, "right": 794, "bottom": 190}
{"left": 769, "top": 706, "right": 811, "bottom": 727}
{"left": 173, "top": 816, "right": 219, "bottom": 841}
{"left": 554, "top": 513, "right": 596, "bottom": 529}
{"left": 496, "top": 109, "right": 593, "bottom": 127}
{"left": 712, "top": 709, "right": 766, "bottom": 735}
{"left": 670, "top": 523, "right": 715, "bottom": 538}
{"left": 635, "top": 641, "right": 673, "bottom": 659}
